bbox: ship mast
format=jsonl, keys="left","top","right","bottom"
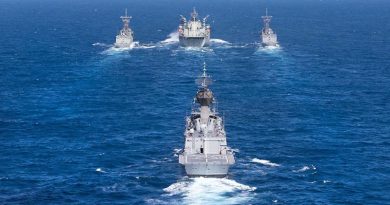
{"left": 120, "top": 8, "right": 132, "bottom": 30}
{"left": 203, "top": 15, "right": 209, "bottom": 27}
{"left": 191, "top": 7, "right": 198, "bottom": 21}
{"left": 195, "top": 62, "right": 214, "bottom": 124}
{"left": 261, "top": 8, "right": 272, "bottom": 30}
{"left": 199, "top": 62, "right": 211, "bottom": 88}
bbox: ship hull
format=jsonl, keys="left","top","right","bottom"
{"left": 261, "top": 42, "right": 278, "bottom": 47}
{"left": 179, "top": 153, "right": 234, "bottom": 177}
{"left": 261, "top": 33, "right": 278, "bottom": 47}
{"left": 184, "top": 163, "right": 230, "bottom": 177}
{"left": 179, "top": 36, "right": 210, "bottom": 47}
{"left": 115, "top": 35, "right": 133, "bottom": 48}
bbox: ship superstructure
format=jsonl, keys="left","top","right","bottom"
{"left": 261, "top": 8, "right": 278, "bottom": 47}
{"left": 115, "top": 9, "right": 134, "bottom": 48}
{"left": 179, "top": 63, "right": 235, "bottom": 177}
{"left": 178, "top": 8, "right": 211, "bottom": 47}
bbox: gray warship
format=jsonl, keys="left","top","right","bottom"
{"left": 115, "top": 9, "right": 134, "bottom": 48}
{"left": 178, "top": 8, "right": 211, "bottom": 47}
{"left": 261, "top": 9, "right": 278, "bottom": 47}
{"left": 179, "top": 63, "right": 235, "bottom": 177}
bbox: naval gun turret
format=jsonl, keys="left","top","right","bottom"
{"left": 178, "top": 8, "right": 211, "bottom": 47}
{"left": 261, "top": 8, "right": 278, "bottom": 47}
{"left": 115, "top": 9, "right": 134, "bottom": 48}
{"left": 179, "top": 63, "right": 235, "bottom": 177}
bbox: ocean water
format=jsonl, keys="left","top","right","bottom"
{"left": 1, "top": 0, "right": 389, "bottom": 204}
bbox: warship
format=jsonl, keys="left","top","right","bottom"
{"left": 178, "top": 8, "right": 211, "bottom": 47}
{"left": 179, "top": 63, "right": 235, "bottom": 177}
{"left": 114, "top": 9, "right": 134, "bottom": 48}
{"left": 261, "top": 8, "right": 278, "bottom": 47}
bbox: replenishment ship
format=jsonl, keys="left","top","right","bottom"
{"left": 178, "top": 8, "right": 211, "bottom": 47}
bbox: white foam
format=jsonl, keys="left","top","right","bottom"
{"left": 160, "top": 32, "right": 179, "bottom": 44}
{"left": 295, "top": 166, "right": 310, "bottom": 172}
{"left": 164, "top": 177, "right": 256, "bottom": 205}
{"left": 92, "top": 42, "right": 111, "bottom": 47}
{"left": 173, "top": 148, "right": 182, "bottom": 153}
{"left": 293, "top": 165, "right": 316, "bottom": 173}
{"left": 231, "top": 148, "right": 240, "bottom": 153}
{"left": 252, "top": 158, "right": 280, "bottom": 167}
{"left": 182, "top": 47, "right": 213, "bottom": 53}
{"left": 135, "top": 44, "right": 156, "bottom": 49}
{"left": 173, "top": 148, "right": 182, "bottom": 157}
{"left": 264, "top": 44, "right": 281, "bottom": 49}
{"left": 170, "top": 47, "right": 214, "bottom": 56}
{"left": 323, "top": 180, "right": 331, "bottom": 184}
{"left": 100, "top": 41, "right": 157, "bottom": 54}
{"left": 210, "top": 38, "right": 231, "bottom": 45}
{"left": 101, "top": 44, "right": 135, "bottom": 55}
{"left": 256, "top": 44, "right": 282, "bottom": 54}
{"left": 145, "top": 199, "right": 170, "bottom": 205}
{"left": 132, "top": 42, "right": 157, "bottom": 49}
{"left": 173, "top": 149, "right": 182, "bottom": 157}
{"left": 96, "top": 168, "right": 106, "bottom": 173}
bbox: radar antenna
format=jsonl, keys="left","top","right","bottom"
{"left": 120, "top": 8, "right": 132, "bottom": 30}
{"left": 180, "top": 15, "right": 187, "bottom": 24}
{"left": 196, "top": 62, "right": 212, "bottom": 88}
{"left": 261, "top": 8, "right": 272, "bottom": 29}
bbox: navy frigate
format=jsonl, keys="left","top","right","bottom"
{"left": 261, "top": 8, "right": 278, "bottom": 47}
{"left": 115, "top": 9, "right": 134, "bottom": 48}
{"left": 179, "top": 63, "right": 235, "bottom": 177}
{"left": 178, "top": 8, "right": 211, "bottom": 47}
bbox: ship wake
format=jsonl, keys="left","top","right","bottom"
{"left": 102, "top": 46, "right": 133, "bottom": 54}
{"left": 256, "top": 44, "right": 282, "bottom": 54}
{"left": 175, "top": 47, "right": 214, "bottom": 54}
{"left": 159, "top": 32, "right": 179, "bottom": 45}
{"left": 92, "top": 42, "right": 111, "bottom": 47}
{"left": 163, "top": 177, "right": 256, "bottom": 205}
{"left": 210, "top": 38, "right": 230, "bottom": 45}
{"left": 252, "top": 158, "right": 280, "bottom": 167}
{"left": 100, "top": 42, "right": 156, "bottom": 55}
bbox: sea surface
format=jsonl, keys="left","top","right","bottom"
{"left": 1, "top": 0, "right": 389, "bottom": 204}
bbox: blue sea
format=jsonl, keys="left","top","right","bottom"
{"left": 1, "top": 0, "right": 389, "bottom": 204}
